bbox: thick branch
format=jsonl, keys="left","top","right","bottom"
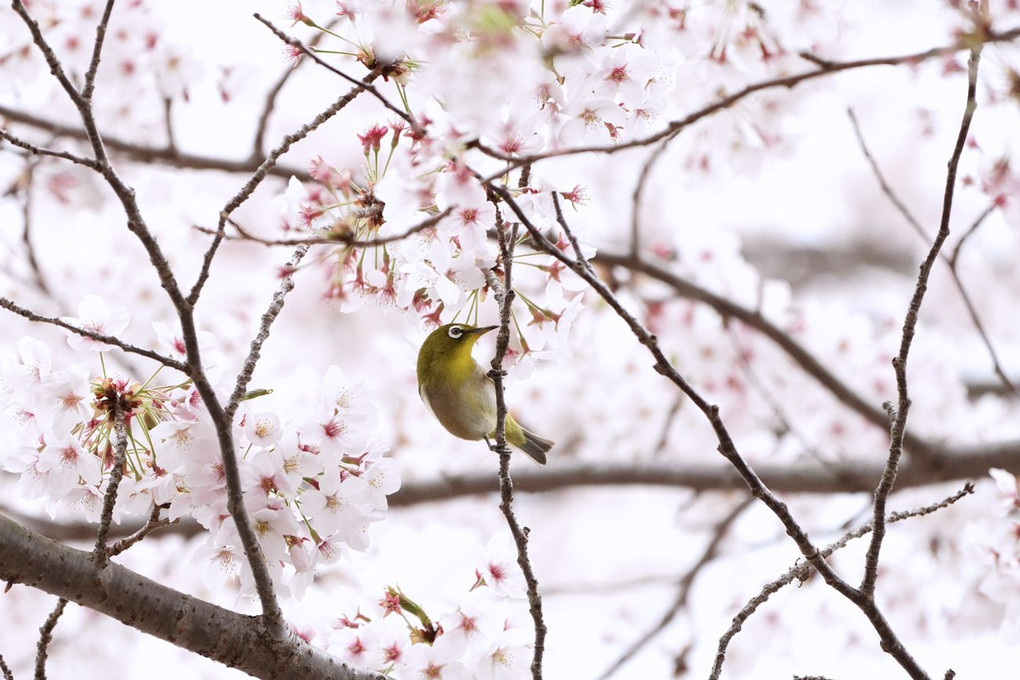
{"left": 0, "top": 513, "right": 384, "bottom": 680}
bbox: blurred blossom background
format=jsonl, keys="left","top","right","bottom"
{"left": 1, "top": 0, "right": 1020, "bottom": 678}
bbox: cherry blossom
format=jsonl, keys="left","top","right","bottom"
{"left": 59, "top": 294, "right": 131, "bottom": 352}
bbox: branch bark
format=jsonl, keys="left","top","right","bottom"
{"left": 0, "top": 513, "right": 385, "bottom": 680}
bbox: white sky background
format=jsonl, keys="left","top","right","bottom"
{"left": 2, "top": 0, "right": 1020, "bottom": 678}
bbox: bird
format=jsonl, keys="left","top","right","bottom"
{"left": 416, "top": 323, "right": 553, "bottom": 464}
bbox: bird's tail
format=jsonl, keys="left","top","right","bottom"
{"left": 517, "top": 428, "right": 554, "bottom": 465}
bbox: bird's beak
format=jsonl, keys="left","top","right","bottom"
{"left": 472, "top": 325, "right": 499, "bottom": 336}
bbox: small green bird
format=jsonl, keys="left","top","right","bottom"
{"left": 417, "top": 323, "right": 553, "bottom": 464}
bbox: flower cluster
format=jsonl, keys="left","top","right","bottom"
{"left": 272, "top": 0, "right": 862, "bottom": 357}
{"left": 326, "top": 535, "right": 531, "bottom": 680}
{"left": 0, "top": 295, "right": 400, "bottom": 598}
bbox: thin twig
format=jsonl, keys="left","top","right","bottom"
{"left": 224, "top": 244, "right": 309, "bottom": 421}
{"left": 0, "top": 654, "right": 13, "bottom": 680}
{"left": 18, "top": 160, "right": 53, "bottom": 296}
{"left": 847, "top": 108, "right": 928, "bottom": 242}
{"left": 253, "top": 13, "right": 418, "bottom": 132}
{"left": 188, "top": 71, "right": 383, "bottom": 306}
{"left": 10, "top": 2, "right": 88, "bottom": 109}
{"left": 0, "top": 297, "right": 186, "bottom": 371}
{"left": 252, "top": 18, "right": 339, "bottom": 158}
{"left": 945, "top": 202, "right": 1017, "bottom": 394}
{"left": 93, "top": 403, "right": 128, "bottom": 565}
{"left": 81, "top": 0, "right": 117, "bottom": 101}
{"left": 630, "top": 139, "right": 670, "bottom": 257}
{"left": 724, "top": 325, "right": 826, "bottom": 462}
{"left": 0, "top": 128, "right": 99, "bottom": 169}
{"left": 485, "top": 214, "right": 546, "bottom": 680}
{"left": 162, "top": 97, "right": 177, "bottom": 153}
{"left": 849, "top": 112, "right": 1015, "bottom": 394}
{"left": 861, "top": 44, "right": 983, "bottom": 602}
{"left": 34, "top": 598, "right": 68, "bottom": 680}
{"left": 0, "top": 103, "right": 309, "bottom": 179}
{"left": 710, "top": 483, "right": 974, "bottom": 680}
{"left": 196, "top": 207, "right": 453, "bottom": 249}
{"left": 108, "top": 504, "right": 171, "bottom": 557}
{"left": 471, "top": 26, "right": 1020, "bottom": 182}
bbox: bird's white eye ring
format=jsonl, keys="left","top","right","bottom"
{"left": 448, "top": 326, "right": 463, "bottom": 339}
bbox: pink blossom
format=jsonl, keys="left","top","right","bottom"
{"left": 60, "top": 294, "right": 130, "bottom": 352}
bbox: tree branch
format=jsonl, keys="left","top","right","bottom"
{"left": 5, "top": 441, "right": 1018, "bottom": 551}
{"left": 92, "top": 402, "right": 127, "bottom": 565}
{"left": 34, "top": 597, "right": 67, "bottom": 680}
{"left": 485, "top": 215, "right": 547, "bottom": 680}
{"left": 0, "top": 297, "right": 186, "bottom": 371}
{"left": 0, "top": 513, "right": 386, "bottom": 680}
{"left": 492, "top": 185, "right": 939, "bottom": 679}
{"left": 80, "top": 0, "right": 117, "bottom": 101}
{"left": 252, "top": 14, "right": 418, "bottom": 133}
{"left": 710, "top": 483, "right": 974, "bottom": 680}
{"left": 0, "top": 103, "right": 309, "bottom": 179}
{"left": 189, "top": 69, "right": 384, "bottom": 306}
{"left": 0, "top": 127, "right": 99, "bottom": 168}
{"left": 861, "top": 44, "right": 983, "bottom": 601}
{"left": 470, "top": 27, "right": 1020, "bottom": 179}
{"left": 196, "top": 207, "right": 454, "bottom": 250}
{"left": 224, "top": 244, "right": 309, "bottom": 421}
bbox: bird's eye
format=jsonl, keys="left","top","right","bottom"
{"left": 447, "top": 326, "right": 463, "bottom": 339}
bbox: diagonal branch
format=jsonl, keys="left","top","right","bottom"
{"left": 710, "top": 483, "right": 974, "bottom": 680}
{"left": 0, "top": 128, "right": 99, "bottom": 168}
{"left": 492, "top": 182, "right": 938, "bottom": 679}
{"left": 0, "top": 297, "right": 186, "bottom": 371}
{"left": 188, "top": 69, "right": 385, "bottom": 306}
{"left": 251, "top": 18, "right": 340, "bottom": 159}
{"left": 224, "top": 244, "right": 309, "bottom": 421}
{"left": 253, "top": 13, "right": 418, "bottom": 132}
{"left": 197, "top": 207, "right": 453, "bottom": 250}
{"left": 847, "top": 108, "right": 929, "bottom": 242}
{"left": 81, "top": 0, "right": 117, "bottom": 101}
